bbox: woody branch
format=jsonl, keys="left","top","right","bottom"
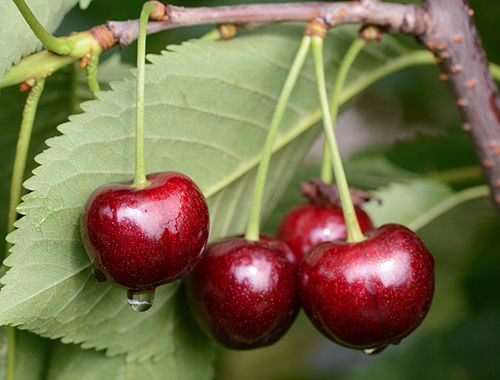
{"left": 108, "top": 1, "right": 432, "bottom": 47}
{"left": 420, "top": 0, "right": 500, "bottom": 216}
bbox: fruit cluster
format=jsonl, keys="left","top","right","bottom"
{"left": 186, "top": 179, "right": 435, "bottom": 353}
{"left": 81, "top": 173, "right": 434, "bottom": 353}
{"left": 79, "top": 11, "right": 433, "bottom": 352}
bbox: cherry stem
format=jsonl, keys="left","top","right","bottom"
{"left": 320, "top": 36, "right": 366, "bottom": 185}
{"left": 6, "top": 326, "right": 15, "bottom": 380}
{"left": 312, "top": 34, "right": 365, "bottom": 243}
{"left": 5, "top": 77, "right": 46, "bottom": 261}
{"left": 12, "top": 0, "right": 74, "bottom": 55}
{"left": 245, "top": 35, "right": 312, "bottom": 241}
{"left": 320, "top": 139, "right": 333, "bottom": 184}
{"left": 133, "top": 2, "right": 157, "bottom": 189}
{"left": 3, "top": 76, "right": 46, "bottom": 380}
{"left": 86, "top": 53, "right": 101, "bottom": 99}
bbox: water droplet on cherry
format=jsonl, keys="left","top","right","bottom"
{"left": 127, "top": 289, "right": 155, "bottom": 312}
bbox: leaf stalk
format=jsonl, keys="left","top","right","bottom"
{"left": 312, "top": 34, "right": 365, "bottom": 243}
{"left": 132, "top": 2, "right": 157, "bottom": 188}
{"left": 245, "top": 35, "right": 312, "bottom": 241}
{"left": 12, "top": 0, "right": 75, "bottom": 55}
{"left": 320, "top": 36, "right": 367, "bottom": 184}
{"left": 3, "top": 76, "right": 46, "bottom": 380}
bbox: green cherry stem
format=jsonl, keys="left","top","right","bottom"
{"left": 320, "top": 139, "right": 333, "bottom": 184}
{"left": 6, "top": 326, "right": 16, "bottom": 380}
{"left": 200, "top": 28, "right": 224, "bottom": 42}
{"left": 133, "top": 2, "right": 156, "bottom": 189}
{"left": 320, "top": 37, "right": 367, "bottom": 184}
{"left": 86, "top": 53, "right": 101, "bottom": 98}
{"left": 5, "top": 77, "right": 46, "bottom": 260}
{"left": 3, "top": 76, "right": 46, "bottom": 380}
{"left": 12, "top": 0, "right": 74, "bottom": 55}
{"left": 245, "top": 35, "right": 312, "bottom": 241}
{"left": 312, "top": 34, "right": 365, "bottom": 243}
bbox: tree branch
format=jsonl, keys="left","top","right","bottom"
{"left": 421, "top": 0, "right": 500, "bottom": 217}
{"left": 108, "top": 1, "right": 432, "bottom": 48}
{"left": 4, "top": 1, "right": 432, "bottom": 88}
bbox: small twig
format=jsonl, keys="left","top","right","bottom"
{"left": 108, "top": 1, "right": 432, "bottom": 48}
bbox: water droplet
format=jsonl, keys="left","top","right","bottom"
{"left": 92, "top": 267, "right": 107, "bottom": 282}
{"left": 127, "top": 289, "right": 155, "bottom": 312}
{"left": 363, "top": 345, "right": 387, "bottom": 355}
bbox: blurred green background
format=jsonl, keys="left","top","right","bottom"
{"left": 56, "top": 1, "right": 500, "bottom": 379}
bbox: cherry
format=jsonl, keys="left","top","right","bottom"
{"left": 277, "top": 179, "right": 374, "bottom": 261}
{"left": 298, "top": 224, "right": 434, "bottom": 353}
{"left": 81, "top": 171, "right": 209, "bottom": 311}
{"left": 185, "top": 236, "right": 300, "bottom": 349}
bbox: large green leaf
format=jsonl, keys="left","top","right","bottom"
{"left": 46, "top": 292, "right": 215, "bottom": 380}
{"left": 0, "top": 0, "right": 86, "bottom": 87}
{"left": 0, "top": 24, "right": 429, "bottom": 367}
{"left": 48, "top": 339, "right": 214, "bottom": 380}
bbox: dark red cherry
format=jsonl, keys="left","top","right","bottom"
{"left": 185, "top": 236, "right": 300, "bottom": 349}
{"left": 298, "top": 224, "right": 434, "bottom": 353}
{"left": 81, "top": 172, "right": 209, "bottom": 311}
{"left": 277, "top": 179, "right": 374, "bottom": 261}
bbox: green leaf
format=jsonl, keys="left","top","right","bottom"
{"left": 363, "top": 179, "right": 489, "bottom": 232}
{"left": 0, "top": 24, "right": 431, "bottom": 366}
{"left": 344, "top": 154, "right": 419, "bottom": 189}
{"left": 0, "top": 0, "right": 82, "bottom": 87}
{"left": 48, "top": 339, "right": 215, "bottom": 380}
{"left": 78, "top": 0, "right": 92, "bottom": 10}
{"left": 47, "top": 294, "right": 215, "bottom": 380}
{"left": 363, "top": 180, "right": 455, "bottom": 230}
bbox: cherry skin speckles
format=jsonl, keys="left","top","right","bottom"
{"left": 185, "top": 236, "right": 300, "bottom": 349}
{"left": 298, "top": 224, "right": 435, "bottom": 352}
{"left": 277, "top": 204, "right": 374, "bottom": 262}
{"left": 81, "top": 171, "right": 209, "bottom": 310}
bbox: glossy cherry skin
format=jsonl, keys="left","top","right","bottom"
{"left": 81, "top": 172, "right": 209, "bottom": 292}
{"left": 185, "top": 236, "right": 300, "bottom": 349}
{"left": 298, "top": 224, "right": 434, "bottom": 352}
{"left": 277, "top": 203, "right": 374, "bottom": 262}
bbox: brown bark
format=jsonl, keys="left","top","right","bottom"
{"left": 421, "top": 0, "right": 500, "bottom": 215}
{"left": 108, "top": 1, "right": 431, "bottom": 48}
